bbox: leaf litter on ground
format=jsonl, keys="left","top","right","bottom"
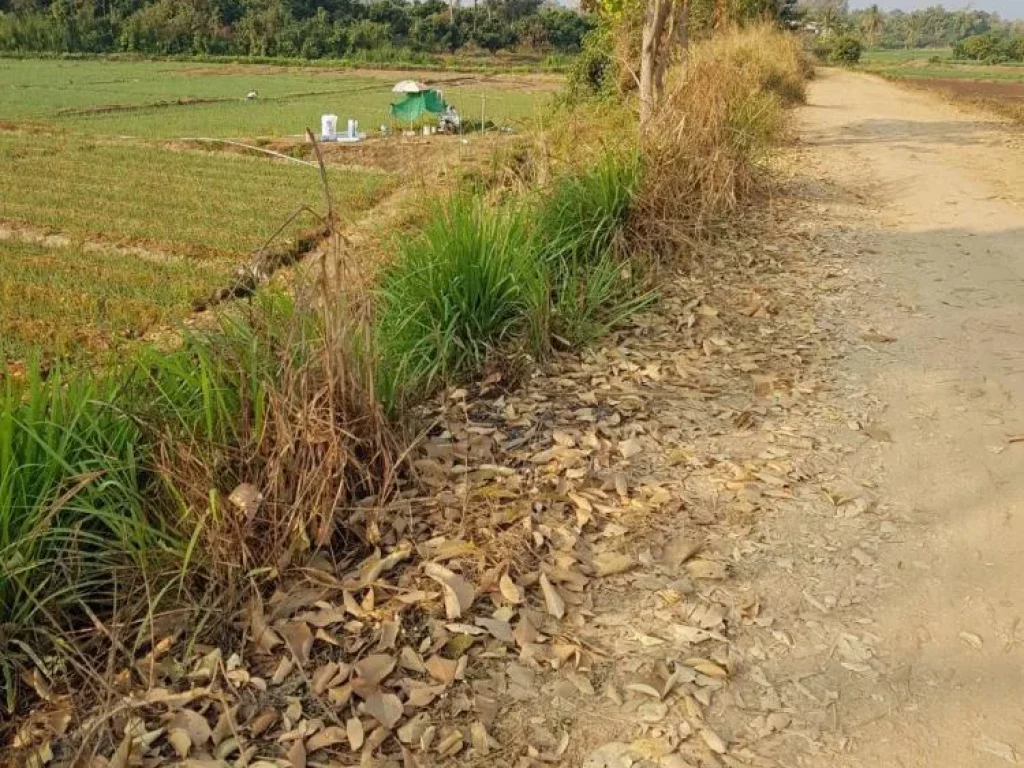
{"left": 6, "top": 189, "right": 861, "bottom": 768}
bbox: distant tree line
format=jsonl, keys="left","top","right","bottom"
{"left": 0, "top": 0, "right": 595, "bottom": 57}
{"left": 798, "top": 2, "right": 1024, "bottom": 51}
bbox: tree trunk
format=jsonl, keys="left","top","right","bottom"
{"left": 654, "top": 0, "right": 689, "bottom": 100}
{"left": 675, "top": 0, "right": 690, "bottom": 52}
{"left": 639, "top": 0, "right": 673, "bottom": 127}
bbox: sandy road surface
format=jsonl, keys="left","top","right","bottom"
{"left": 780, "top": 69, "right": 1024, "bottom": 767}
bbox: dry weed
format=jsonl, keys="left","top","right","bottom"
{"left": 634, "top": 25, "right": 808, "bottom": 254}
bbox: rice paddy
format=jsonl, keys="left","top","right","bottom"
{"left": 0, "top": 58, "right": 554, "bottom": 361}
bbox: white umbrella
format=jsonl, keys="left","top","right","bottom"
{"left": 392, "top": 80, "right": 429, "bottom": 94}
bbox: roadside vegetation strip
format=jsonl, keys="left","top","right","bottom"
{"left": 635, "top": 25, "right": 807, "bottom": 254}
{"left": 0, "top": 134, "right": 394, "bottom": 261}
{"left": 1, "top": 24, "right": 807, "bottom": 763}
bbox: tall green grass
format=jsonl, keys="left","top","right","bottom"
{"left": 0, "top": 363, "right": 183, "bottom": 706}
{"left": 375, "top": 150, "right": 652, "bottom": 412}
{"left": 375, "top": 197, "right": 543, "bottom": 411}
{"left": 533, "top": 151, "right": 652, "bottom": 347}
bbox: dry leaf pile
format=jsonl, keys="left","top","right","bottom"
{"left": 9, "top": 173, "right": 892, "bottom": 768}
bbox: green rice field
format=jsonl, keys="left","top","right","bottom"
{"left": 0, "top": 58, "right": 553, "bottom": 361}
{"left": 860, "top": 48, "right": 1024, "bottom": 84}
{"left": 0, "top": 59, "right": 552, "bottom": 137}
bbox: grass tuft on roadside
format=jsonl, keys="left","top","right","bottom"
{"left": 375, "top": 148, "right": 652, "bottom": 413}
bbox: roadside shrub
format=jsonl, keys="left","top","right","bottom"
{"left": 144, "top": 292, "right": 397, "bottom": 575}
{"left": 534, "top": 151, "right": 641, "bottom": 268}
{"left": 374, "top": 151, "right": 653, "bottom": 410}
{"left": 828, "top": 35, "right": 862, "bottom": 65}
{"left": 1, "top": 288, "right": 400, "bottom": 709}
{"left": 954, "top": 33, "right": 1024, "bottom": 64}
{"left": 564, "top": 23, "right": 616, "bottom": 102}
{"left": 532, "top": 151, "right": 654, "bottom": 347}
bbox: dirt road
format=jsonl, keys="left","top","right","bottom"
{"left": 769, "top": 69, "right": 1024, "bottom": 766}
{"left": 540, "top": 70, "right": 1024, "bottom": 768}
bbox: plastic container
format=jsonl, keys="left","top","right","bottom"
{"left": 321, "top": 114, "right": 338, "bottom": 141}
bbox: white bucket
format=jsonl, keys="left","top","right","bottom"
{"left": 321, "top": 114, "right": 337, "bottom": 141}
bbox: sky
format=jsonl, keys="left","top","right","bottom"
{"left": 848, "top": 0, "right": 1024, "bottom": 19}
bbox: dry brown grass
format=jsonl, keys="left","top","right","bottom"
{"left": 634, "top": 25, "right": 808, "bottom": 254}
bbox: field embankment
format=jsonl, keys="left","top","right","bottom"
{"left": 2, "top": 25, "right": 808, "bottom": 768}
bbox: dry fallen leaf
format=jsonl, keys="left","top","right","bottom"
{"left": 249, "top": 708, "right": 277, "bottom": 738}
{"left": 424, "top": 563, "right": 476, "bottom": 619}
{"left": 311, "top": 662, "right": 341, "bottom": 695}
{"left": 107, "top": 732, "right": 132, "bottom": 768}
{"left": 959, "top": 631, "right": 984, "bottom": 650}
{"left": 582, "top": 742, "right": 633, "bottom": 768}
{"left": 229, "top": 483, "right": 263, "bottom": 519}
{"left": 364, "top": 692, "right": 404, "bottom": 730}
{"left": 593, "top": 551, "right": 634, "bottom": 577}
{"left": 974, "top": 736, "right": 1018, "bottom": 764}
{"left": 685, "top": 559, "right": 728, "bottom": 580}
{"left": 498, "top": 574, "right": 524, "bottom": 605}
{"left": 475, "top": 617, "right": 515, "bottom": 644}
{"left": 539, "top": 573, "right": 565, "bottom": 619}
{"left": 278, "top": 622, "right": 313, "bottom": 665}
{"left": 167, "top": 730, "right": 192, "bottom": 759}
{"left": 306, "top": 726, "right": 346, "bottom": 753}
{"left": 400, "top": 646, "right": 426, "bottom": 673}
{"left": 167, "top": 709, "right": 211, "bottom": 755}
{"left": 425, "top": 655, "right": 459, "bottom": 685}
{"left": 685, "top": 658, "right": 728, "bottom": 678}
{"left": 354, "top": 654, "right": 396, "bottom": 685}
{"left": 346, "top": 717, "right": 365, "bottom": 751}
{"left": 286, "top": 737, "right": 306, "bottom": 768}
{"left": 699, "top": 727, "right": 727, "bottom": 754}
{"left": 470, "top": 721, "right": 490, "bottom": 756}
{"left": 862, "top": 423, "right": 893, "bottom": 443}
{"left": 618, "top": 439, "right": 643, "bottom": 459}
{"left": 662, "top": 535, "right": 703, "bottom": 567}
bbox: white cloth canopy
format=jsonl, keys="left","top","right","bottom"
{"left": 391, "top": 80, "right": 430, "bottom": 94}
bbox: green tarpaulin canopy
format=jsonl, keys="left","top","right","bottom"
{"left": 390, "top": 90, "right": 447, "bottom": 122}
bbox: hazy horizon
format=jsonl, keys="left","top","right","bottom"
{"left": 849, "top": 0, "right": 1023, "bottom": 20}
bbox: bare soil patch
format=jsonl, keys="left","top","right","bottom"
{"left": 913, "top": 77, "right": 1024, "bottom": 102}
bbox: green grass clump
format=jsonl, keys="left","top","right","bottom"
{"left": 534, "top": 151, "right": 639, "bottom": 268}
{"left": 0, "top": 363, "right": 183, "bottom": 705}
{"left": 533, "top": 151, "right": 652, "bottom": 347}
{"left": 375, "top": 197, "right": 542, "bottom": 411}
{"left": 376, "top": 151, "right": 652, "bottom": 412}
